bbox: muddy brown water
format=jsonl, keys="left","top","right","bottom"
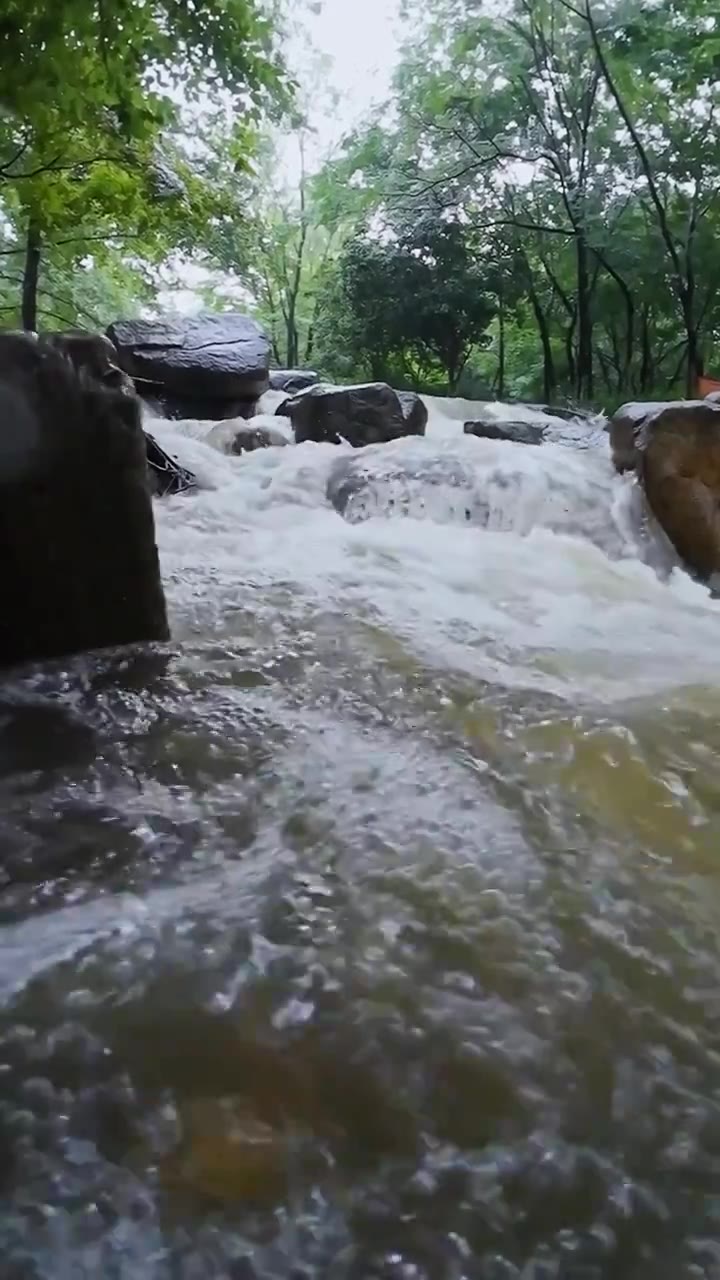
{"left": 1, "top": 400, "right": 720, "bottom": 1278}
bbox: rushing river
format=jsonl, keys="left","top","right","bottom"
{"left": 2, "top": 395, "right": 720, "bottom": 1279}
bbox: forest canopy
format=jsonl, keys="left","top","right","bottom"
{"left": 2, "top": 0, "right": 719, "bottom": 408}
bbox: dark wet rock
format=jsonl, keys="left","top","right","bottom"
{"left": 527, "top": 402, "right": 594, "bottom": 423}
{"left": 107, "top": 313, "right": 271, "bottom": 402}
{"left": 609, "top": 401, "right": 680, "bottom": 473}
{"left": 629, "top": 400, "right": 720, "bottom": 580}
{"left": 145, "top": 433, "right": 198, "bottom": 496}
{"left": 44, "top": 330, "right": 135, "bottom": 395}
{"left": 397, "top": 391, "right": 429, "bottom": 436}
{"left": 0, "top": 331, "right": 169, "bottom": 667}
{"left": 278, "top": 382, "right": 424, "bottom": 448}
{"left": 140, "top": 388, "right": 258, "bottom": 422}
{"left": 269, "top": 369, "right": 319, "bottom": 393}
{"left": 206, "top": 421, "right": 290, "bottom": 455}
{"left": 464, "top": 418, "right": 547, "bottom": 446}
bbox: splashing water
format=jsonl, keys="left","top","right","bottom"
{"left": 1, "top": 395, "right": 720, "bottom": 1279}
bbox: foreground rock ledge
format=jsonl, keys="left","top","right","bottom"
{"left": 0, "top": 332, "right": 169, "bottom": 668}
{"left": 611, "top": 398, "right": 720, "bottom": 579}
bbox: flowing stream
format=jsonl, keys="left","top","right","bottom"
{"left": 2, "top": 396, "right": 720, "bottom": 1279}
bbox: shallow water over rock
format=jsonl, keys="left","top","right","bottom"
{"left": 1, "top": 397, "right": 720, "bottom": 1278}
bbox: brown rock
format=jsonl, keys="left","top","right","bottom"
{"left": 161, "top": 1096, "right": 288, "bottom": 1204}
{"left": 635, "top": 400, "right": 720, "bottom": 580}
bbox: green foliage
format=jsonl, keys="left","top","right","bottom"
{"left": 0, "top": 0, "right": 289, "bottom": 330}
{"left": 318, "top": 0, "right": 720, "bottom": 403}
{"left": 314, "top": 216, "right": 496, "bottom": 392}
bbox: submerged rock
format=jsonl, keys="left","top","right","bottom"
{"left": 161, "top": 1096, "right": 288, "bottom": 1204}
{"left": 278, "top": 381, "right": 424, "bottom": 448}
{"left": 327, "top": 449, "right": 486, "bottom": 526}
{"left": 107, "top": 313, "right": 271, "bottom": 405}
{"left": 631, "top": 400, "right": 720, "bottom": 580}
{"left": 0, "top": 331, "right": 169, "bottom": 667}
{"left": 206, "top": 420, "right": 290, "bottom": 455}
{"left": 465, "top": 418, "right": 547, "bottom": 446}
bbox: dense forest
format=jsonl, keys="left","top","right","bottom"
{"left": 1, "top": 0, "right": 719, "bottom": 407}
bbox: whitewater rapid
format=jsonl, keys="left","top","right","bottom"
{"left": 147, "top": 394, "right": 720, "bottom": 704}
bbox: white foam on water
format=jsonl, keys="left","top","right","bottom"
{"left": 146, "top": 396, "right": 720, "bottom": 705}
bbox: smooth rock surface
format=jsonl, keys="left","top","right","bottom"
{"left": 108, "top": 313, "right": 271, "bottom": 401}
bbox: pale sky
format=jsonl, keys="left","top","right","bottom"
{"left": 280, "top": 0, "right": 403, "bottom": 177}
{"left": 161, "top": 0, "right": 402, "bottom": 311}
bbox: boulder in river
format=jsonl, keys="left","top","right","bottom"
{"left": 0, "top": 331, "right": 169, "bottom": 667}
{"left": 608, "top": 401, "right": 675, "bottom": 473}
{"left": 465, "top": 418, "right": 547, "bottom": 446}
{"left": 107, "top": 313, "right": 271, "bottom": 411}
{"left": 630, "top": 400, "right": 720, "bottom": 580}
{"left": 206, "top": 420, "right": 290, "bottom": 455}
{"left": 278, "top": 382, "right": 425, "bottom": 448}
{"left": 269, "top": 369, "right": 319, "bottom": 393}
{"left": 397, "top": 391, "right": 429, "bottom": 436}
{"left": 327, "top": 449, "right": 482, "bottom": 525}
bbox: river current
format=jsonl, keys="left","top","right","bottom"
{"left": 1, "top": 395, "right": 720, "bottom": 1279}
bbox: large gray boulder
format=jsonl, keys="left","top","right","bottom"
{"left": 277, "top": 382, "right": 425, "bottom": 448}
{"left": 107, "top": 313, "right": 271, "bottom": 403}
{"left": 0, "top": 332, "right": 169, "bottom": 668}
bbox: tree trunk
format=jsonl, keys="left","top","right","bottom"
{"left": 497, "top": 283, "right": 506, "bottom": 399}
{"left": 640, "top": 305, "right": 653, "bottom": 392}
{"left": 528, "top": 284, "right": 555, "bottom": 402}
{"left": 22, "top": 217, "right": 41, "bottom": 332}
{"left": 682, "top": 276, "right": 702, "bottom": 397}
{"left": 575, "top": 234, "right": 593, "bottom": 401}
